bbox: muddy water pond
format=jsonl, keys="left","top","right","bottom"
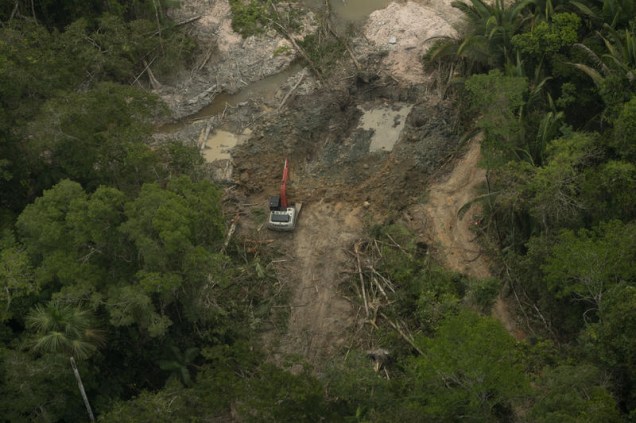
{"left": 203, "top": 130, "right": 240, "bottom": 162}
{"left": 328, "top": 0, "right": 389, "bottom": 23}
{"left": 357, "top": 104, "right": 413, "bottom": 152}
{"left": 203, "top": 128, "right": 253, "bottom": 179}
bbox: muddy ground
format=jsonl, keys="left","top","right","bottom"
{"left": 153, "top": 0, "right": 521, "bottom": 367}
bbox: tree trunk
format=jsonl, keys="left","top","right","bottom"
{"left": 70, "top": 356, "right": 95, "bottom": 422}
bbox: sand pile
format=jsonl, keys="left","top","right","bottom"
{"left": 364, "top": 1, "right": 458, "bottom": 83}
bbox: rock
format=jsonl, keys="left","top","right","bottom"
{"left": 388, "top": 36, "right": 397, "bottom": 44}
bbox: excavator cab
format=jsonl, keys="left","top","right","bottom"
{"left": 267, "top": 159, "right": 300, "bottom": 231}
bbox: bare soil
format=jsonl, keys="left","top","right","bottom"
{"left": 158, "top": 0, "right": 523, "bottom": 366}
{"left": 409, "top": 137, "right": 526, "bottom": 340}
{"left": 274, "top": 202, "right": 364, "bottom": 362}
{"left": 415, "top": 137, "right": 489, "bottom": 277}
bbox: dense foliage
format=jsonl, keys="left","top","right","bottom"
{"left": 426, "top": 0, "right": 636, "bottom": 418}
{"left": 0, "top": 2, "right": 278, "bottom": 421}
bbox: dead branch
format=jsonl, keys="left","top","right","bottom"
{"left": 197, "top": 46, "right": 215, "bottom": 71}
{"left": 323, "top": 0, "right": 361, "bottom": 71}
{"left": 151, "top": 15, "right": 202, "bottom": 36}
{"left": 201, "top": 116, "right": 215, "bottom": 150}
{"left": 380, "top": 312, "right": 424, "bottom": 355}
{"left": 9, "top": 1, "right": 19, "bottom": 22}
{"left": 278, "top": 72, "right": 306, "bottom": 112}
{"left": 144, "top": 60, "right": 162, "bottom": 90}
{"left": 222, "top": 214, "right": 239, "bottom": 253}
{"left": 354, "top": 241, "right": 370, "bottom": 318}
{"left": 268, "top": 3, "right": 324, "bottom": 84}
{"left": 131, "top": 56, "right": 158, "bottom": 86}
{"left": 152, "top": 0, "right": 164, "bottom": 53}
{"left": 245, "top": 239, "right": 274, "bottom": 245}
{"left": 385, "top": 233, "right": 412, "bottom": 258}
{"left": 370, "top": 268, "right": 396, "bottom": 292}
{"left": 371, "top": 276, "right": 389, "bottom": 300}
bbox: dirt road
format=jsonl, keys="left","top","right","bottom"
{"left": 421, "top": 137, "right": 489, "bottom": 277}
{"left": 416, "top": 137, "right": 525, "bottom": 339}
{"left": 275, "top": 202, "right": 364, "bottom": 362}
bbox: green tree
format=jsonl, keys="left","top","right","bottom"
{"left": 612, "top": 94, "right": 636, "bottom": 160}
{"left": 0, "top": 349, "right": 88, "bottom": 422}
{"left": 26, "top": 302, "right": 104, "bottom": 421}
{"left": 512, "top": 12, "right": 581, "bottom": 59}
{"left": 573, "top": 24, "right": 636, "bottom": 120}
{"left": 427, "top": 0, "right": 534, "bottom": 71}
{"left": 157, "top": 346, "right": 199, "bottom": 386}
{"left": 237, "top": 364, "right": 330, "bottom": 422}
{"left": 323, "top": 350, "right": 394, "bottom": 420}
{"left": 26, "top": 302, "right": 104, "bottom": 359}
{"left": 581, "top": 160, "right": 636, "bottom": 222}
{"left": 587, "top": 284, "right": 636, "bottom": 412}
{"left": 527, "top": 132, "right": 599, "bottom": 231}
{"left": 0, "top": 234, "right": 36, "bottom": 322}
{"left": 542, "top": 220, "right": 636, "bottom": 315}
{"left": 406, "top": 311, "right": 528, "bottom": 421}
{"left": 465, "top": 70, "right": 529, "bottom": 166}
{"left": 529, "top": 364, "right": 622, "bottom": 422}
{"left": 28, "top": 82, "right": 163, "bottom": 193}
{"left": 98, "top": 379, "right": 192, "bottom": 423}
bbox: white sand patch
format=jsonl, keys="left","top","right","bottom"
{"left": 364, "top": 1, "right": 459, "bottom": 83}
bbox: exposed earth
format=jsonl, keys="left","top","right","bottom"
{"left": 153, "top": 0, "right": 522, "bottom": 365}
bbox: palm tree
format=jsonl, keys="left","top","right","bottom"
{"left": 26, "top": 302, "right": 104, "bottom": 422}
{"left": 572, "top": 23, "right": 636, "bottom": 120}
{"left": 574, "top": 24, "right": 636, "bottom": 82}
{"left": 426, "top": 0, "right": 535, "bottom": 76}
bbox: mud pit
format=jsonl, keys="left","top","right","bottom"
{"left": 156, "top": 0, "right": 519, "bottom": 365}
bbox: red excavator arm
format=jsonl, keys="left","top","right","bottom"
{"left": 280, "top": 158, "right": 289, "bottom": 209}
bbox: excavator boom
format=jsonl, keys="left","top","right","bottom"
{"left": 280, "top": 159, "right": 289, "bottom": 209}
